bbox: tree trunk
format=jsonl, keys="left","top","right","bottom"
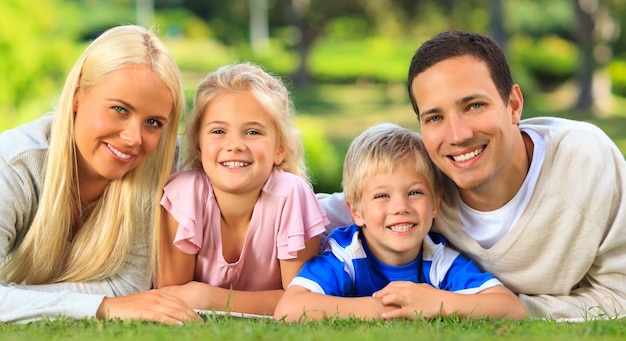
{"left": 573, "top": 0, "right": 595, "bottom": 110}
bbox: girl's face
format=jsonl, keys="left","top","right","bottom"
{"left": 73, "top": 64, "right": 173, "bottom": 188}
{"left": 197, "top": 91, "right": 286, "bottom": 197}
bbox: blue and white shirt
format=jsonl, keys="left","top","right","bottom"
{"left": 290, "top": 224, "right": 502, "bottom": 296}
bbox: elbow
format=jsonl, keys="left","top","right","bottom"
{"left": 273, "top": 300, "right": 298, "bottom": 322}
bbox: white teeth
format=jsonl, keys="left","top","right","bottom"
{"left": 107, "top": 143, "right": 132, "bottom": 159}
{"left": 452, "top": 147, "right": 483, "bottom": 162}
{"left": 222, "top": 161, "right": 249, "bottom": 168}
{"left": 388, "top": 224, "right": 414, "bottom": 233}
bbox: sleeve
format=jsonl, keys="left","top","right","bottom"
{"left": 518, "top": 123, "right": 626, "bottom": 320}
{"left": 160, "top": 171, "right": 208, "bottom": 254}
{"left": 0, "top": 155, "right": 151, "bottom": 323}
{"left": 0, "top": 218, "right": 152, "bottom": 323}
{"left": 315, "top": 192, "right": 353, "bottom": 237}
{"left": 438, "top": 253, "right": 502, "bottom": 294}
{"left": 0, "top": 155, "right": 26, "bottom": 264}
{"left": 276, "top": 177, "right": 330, "bottom": 259}
{"left": 426, "top": 235, "right": 501, "bottom": 294}
{"left": 0, "top": 284, "right": 105, "bottom": 323}
{"left": 288, "top": 251, "right": 353, "bottom": 296}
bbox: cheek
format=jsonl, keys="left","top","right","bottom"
{"left": 142, "top": 132, "right": 164, "bottom": 155}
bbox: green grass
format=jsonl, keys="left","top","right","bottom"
{"left": 1, "top": 315, "right": 625, "bottom": 340}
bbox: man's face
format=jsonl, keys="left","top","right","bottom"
{"left": 411, "top": 55, "right": 524, "bottom": 208}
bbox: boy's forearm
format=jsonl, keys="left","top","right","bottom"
{"left": 274, "top": 289, "right": 389, "bottom": 322}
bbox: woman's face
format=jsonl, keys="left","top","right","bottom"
{"left": 73, "top": 64, "right": 173, "bottom": 187}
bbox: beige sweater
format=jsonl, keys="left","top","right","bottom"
{"left": 319, "top": 117, "right": 626, "bottom": 320}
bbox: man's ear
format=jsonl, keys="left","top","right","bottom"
{"left": 347, "top": 201, "right": 365, "bottom": 227}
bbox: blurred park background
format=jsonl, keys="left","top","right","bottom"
{"left": 2, "top": 0, "right": 626, "bottom": 193}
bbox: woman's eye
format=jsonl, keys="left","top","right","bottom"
{"left": 146, "top": 118, "right": 163, "bottom": 128}
{"left": 113, "top": 106, "right": 127, "bottom": 114}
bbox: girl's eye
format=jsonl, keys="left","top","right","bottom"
{"left": 210, "top": 129, "right": 225, "bottom": 134}
{"left": 246, "top": 129, "right": 261, "bottom": 135}
{"left": 409, "top": 190, "right": 424, "bottom": 196}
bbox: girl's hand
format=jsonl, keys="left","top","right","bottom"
{"left": 96, "top": 289, "right": 202, "bottom": 325}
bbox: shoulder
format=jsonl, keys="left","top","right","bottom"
{"left": 263, "top": 170, "right": 310, "bottom": 193}
{"left": 520, "top": 117, "right": 613, "bottom": 146}
{"left": 163, "top": 169, "right": 211, "bottom": 198}
{"left": 0, "top": 115, "right": 52, "bottom": 162}
{"left": 325, "top": 224, "right": 362, "bottom": 250}
{"left": 522, "top": 116, "right": 621, "bottom": 168}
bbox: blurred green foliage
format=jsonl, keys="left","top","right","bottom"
{"left": 607, "top": 60, "right": 626, "bottom": 97}
{"left": 2, "top": 0, "right": 626, "bottom": 192}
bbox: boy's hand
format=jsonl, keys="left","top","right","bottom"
{"left": 373, "top": 281, "right": 446, "bottom": 319}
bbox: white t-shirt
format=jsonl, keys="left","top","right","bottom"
{"left": 458, "top": 128, "right": 546, "bottom": 248}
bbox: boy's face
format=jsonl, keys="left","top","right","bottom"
{"left": 348, "top": 162, "right": 441, "bottom": 266}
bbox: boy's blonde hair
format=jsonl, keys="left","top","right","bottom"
{"left": 182, "top": 62, "right": 308, "bottom": 181}
{"left": 2, "top": 25, "right": 184, "bottom": 284}
{"left": 342, "top": 123, "right": 441, "bottom": 210}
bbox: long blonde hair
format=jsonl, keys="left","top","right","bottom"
{"left": 183, "top": 62, "right": 308, "bottom": 180}
{"left": 1, "top": 25, "right": 184, "bottom": 284}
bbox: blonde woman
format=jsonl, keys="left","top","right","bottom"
{"left": 0, "top": 25, "right": 201, "bottom": 324}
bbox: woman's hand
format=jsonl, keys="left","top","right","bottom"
{"left": 96, "top": 289, "right": 203, "bottom": 325}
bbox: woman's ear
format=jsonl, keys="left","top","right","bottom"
{"left": 73, "top": 87, "right": 81, "bottom": 113}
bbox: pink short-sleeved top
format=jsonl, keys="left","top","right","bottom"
{"left": 160, "top": 169, "right": 329, "bottom": 291}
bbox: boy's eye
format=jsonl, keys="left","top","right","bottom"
{"left": 374, "top": 193, "right": 389, "bottom": 199}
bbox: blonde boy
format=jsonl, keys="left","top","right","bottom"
{"left": 274, "top": 123, "right": 526, "bottom": 322}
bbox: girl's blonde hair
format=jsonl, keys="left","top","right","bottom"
{"left": 342, "top": 123, "right": 442, "bottom": 211}
{"left": 1, "top": 25, "right": 184, "bottom": 284}
{"left": 182, "top": 62, "right": 308, "bottom": 180}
